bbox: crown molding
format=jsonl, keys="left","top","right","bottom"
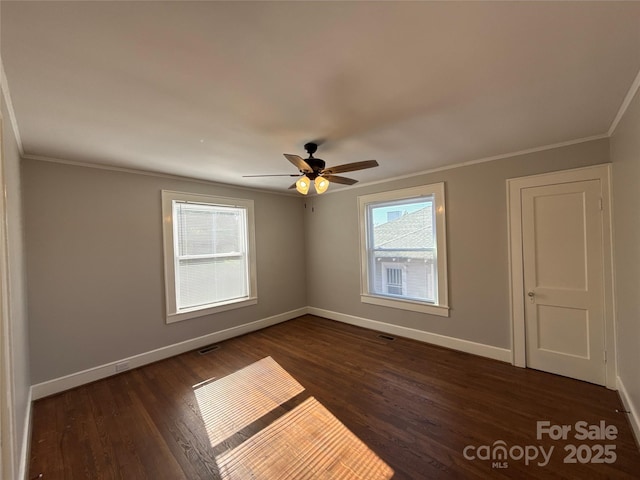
{"left": 16, "top": 129, "right": 610, "bottom": 201}
{"left": 318, "top": 133, "right": 609, "bottom": 196}
{"left": 22, "top": 153, "right": 299, "bottom": 197}
{"left": 0, "top": 60, "right": 25, "bottom": 156}
{"left": 609, "top": 66, "right": 640, "bottom": 137}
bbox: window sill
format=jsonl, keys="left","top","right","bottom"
{"left": 166, "top": 297, "right": 258, "bottom": 324}
{"left": 361, "top": 294, "right": 449, "bottom": 317}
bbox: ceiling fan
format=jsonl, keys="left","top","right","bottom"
{"left": 243, "top": 142, "right": 379, "bottom": 195}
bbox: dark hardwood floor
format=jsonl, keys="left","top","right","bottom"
{"left": 29, "top": 315, "right": 640, "bottom": 479}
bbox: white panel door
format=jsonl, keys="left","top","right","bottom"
{"left": 521, "top": 179, "right": 605, "bottom": 385}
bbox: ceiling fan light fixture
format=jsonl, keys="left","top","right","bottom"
{"left": 315, "top": 176, "right": 329, "bottom": 194}
{"left": 247, "top": 143, "right": 378, "bottom": 193}
{"left": 296, "top": 176, "right": 310, "bottom": 195}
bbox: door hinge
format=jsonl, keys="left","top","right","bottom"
{"left": 603, "top": 350, "right": 607, "bottom": 363}
{"left": 599, "top": 197, "right": 603, "bottom": 211}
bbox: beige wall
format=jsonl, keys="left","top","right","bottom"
{"left": 2, "top": 89, "right": 30, "bottom": 478}
{"left": 23, "top": 160, "right": 307, "bottom": 383}
{"left": 611, "top": 87, "right": 640, "bottom": 424}
{"left": 22, "top": 138, "right": 615, "bottom": 378}
{"left": 306, "top": 139, "right": 609, "bottom": 348}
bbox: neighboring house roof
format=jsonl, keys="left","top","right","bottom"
{"left": 373, "top": 206, "right": 435, "bottom": 260}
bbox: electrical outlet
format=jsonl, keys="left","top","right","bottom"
{"left": 115, "top": 361, "right": 129, "bottom": 373}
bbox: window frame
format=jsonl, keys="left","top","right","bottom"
{"left": 161, "top": 190, "right": 258, "bottom": 324}
{"left": 358, "top": 183, "right": 449, "bottom": 317}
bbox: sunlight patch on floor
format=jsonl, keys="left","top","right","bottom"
{"left": 194, "top": 356, "right": 304, "bottom": 446}
{"left": 217, "top": 396, "right": 394, "bottom": 480}
{"left": 194, "top": 357, "right": 394, "bottom": 479}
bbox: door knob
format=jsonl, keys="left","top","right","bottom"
{"left": 527, "top": 291, "right": 535, "bottom": 297}
{"left": 527, "top": 291, "right": 535, "bottom": 303}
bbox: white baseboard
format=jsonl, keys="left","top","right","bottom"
{"left": 31, "top": 306, "right": 513, "bottom": 400}
{"left": 617, "top": 375, "right": 640, "bottom": 450}
{"left": 308, "top": 307, "right": 512, "bottom": 363}
{"left": 31, "top": 308, "right": 306, "bottom": 400}
{"left": 18, "top": 387, "right": 32, "bottom": 480}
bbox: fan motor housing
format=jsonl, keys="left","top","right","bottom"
{"left": 307, "top": 157, "right": 326, "bottom": 176}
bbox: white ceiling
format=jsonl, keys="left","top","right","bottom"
{"left": 2, "top": 1, "right": 640, "bottom": 193}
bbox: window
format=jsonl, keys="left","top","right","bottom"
{"left": 358, "top": 183, "right": 449, "bottom": 316}
{"left": 384, "top": 265, "right": 404, "bottom": 295}
{"left": 162, "top": 191, "right": 257, "bottom": 323}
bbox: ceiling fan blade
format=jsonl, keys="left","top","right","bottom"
{"left": 242, "top": 174, "right": 299, "bottom": 177}
{"left": 323, "top": 160, "right": 379, "bottom": 175}
{"left": 288, "top": 182, "right": 298, "bottom": 190}
{"left": 284, "top": 154, "right": 313, "bottom": 173}
{"left": 324, "top": 174, "right": 358, "bottom": 185}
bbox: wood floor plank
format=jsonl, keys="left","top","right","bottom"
{"left": 128, "top": 366, "right": 219, "bottom": 479}
{"left": 29, "top": 315, "right": 640, "bottom": 479}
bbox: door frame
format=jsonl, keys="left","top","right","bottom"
{"left": 507, "top": 164, "right": 617, "bottom": 389}
{"left": 0, "top": 112, "right": 17, "bottom": 479}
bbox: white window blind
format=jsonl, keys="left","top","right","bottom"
{"left": 174, "top": 202, "right": 248, "bottom": 310}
